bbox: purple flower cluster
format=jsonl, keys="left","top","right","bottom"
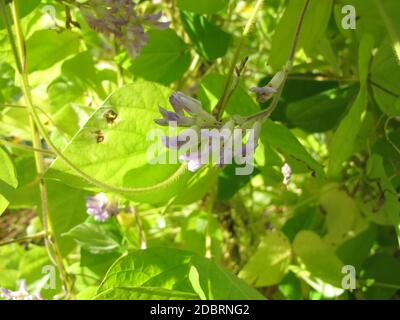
{"left": 86, "top": 193, "right": 119, "bottom": 222}
{"left": 1, "top": 280, "right": 42, "bottom": 300}
{"left": 78, "top": 0, "right": 169, "bottom": 56}
{"left": 155, "top": 92, "right": 262, "bottom": 173}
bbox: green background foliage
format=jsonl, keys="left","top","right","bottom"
{"left": 0, "top": 0, "right": 399, "bottom": 301}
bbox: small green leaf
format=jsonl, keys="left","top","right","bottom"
{"left": 177, "top": 0, "right": 229, "bottom": 14}
{"left": 63, "top": 223, "right": 121, "bottom": 254}
{"left": 129, "top": 29, "right": 191, "bottom": 85}
{"left": 239, "top": 231, "right": 292, "bottom": 286}
{"left": 0, "top": 147, "right": 18, "bottom": 188}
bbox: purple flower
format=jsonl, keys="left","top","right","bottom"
{"left": 75, "top": 0, "right": 169, "bottom": 57}
{"left": 250, "top": 86, "right": 277, "bottom": 103}
{"left": 86, "top": 193, "right": 119, "bottom": 222}
{"left": 250, "top": 70, "right": 285, "bottom": 103}
{"left": 155, "top": 92, "right": 218, "bottom": 128}
{"left": 1, "top": 280, "right": 42, "bottom": 300}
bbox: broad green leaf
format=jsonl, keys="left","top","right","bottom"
{"left": 63, "top": 222, "right": 121, "bottom": 254}
{"left": 26, "top": 29, "right": 81, "bottom": 73}
{"left": 46, "top": 81, "right": 206, "bottom": 205}
{"left": 269, "top": 0, "right": 333, "bottom": 70}
{"left": 46, "top": 180, "right": 90, "bottom": 257}
{"left": 129, "top": 29, "right": 191, "bottom": 85}
{"left": 286, "top": 85, "right": 358, "bottom": 132}
{"left": 177, "top": 0, "right": 229, "bottom": 14}
{"left": 361, "top": 254, "right": 400, "bottom": 299}
{"left": 370, "top": 37, "right": 400, "bottom": 116}
{"left": 328, "top": 35, "right": 374, "bottom": 177}
{"left": 336, "top": 225, "right": 377, "bottom": 270}
{"left": 181, "top": 11, "right": 231, "bottom": 61}
{"left": 96, "top": 247, "right": 265, "bottom": 300}
{"left": 239, "top": 231, "right": 292, "bottom": 286}
{"left": 0, "top": 147, "right": 18, "bottom": 188}
{"left": 293, "top": 231, "right": 344, "bottom": 288}
{"left": 373, "top": 0, "right": 400, "bottom": 63}
{"left": 320, "top": 185, "right": 360, "bottom": 247}
{"left": 263, "top": 119, "right": 324, "bottom": 177}
{"left": 198, "top": 73, "right": 260, "bottom": 116}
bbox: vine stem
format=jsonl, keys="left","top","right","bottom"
{"left": 0, "top": 138, "right": 55, "bottom": 156}
{"left": 6, "top": 0, "right": 72, "bottom": 295}
{"left": 213, "top": 0, "right": 264, "bottom": 120}
{"left": 0, "top": 231, "right": 47, "bottom": 247}
{"left": 245, "top": 0, "right": 311, "bottom": 123}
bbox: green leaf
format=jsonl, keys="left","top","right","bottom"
{"left": 129, "top": 29, "right": 191, "bottom": 85}
{"left": 46, "top": 180, "right": 90, "bottom": 257}
{"left": 26, "top": 30, "right": 81, "bottom": 73}
{"left": 96, "top": 247, "right": 265, "bottom": 300}
{"left": 0, "top": 193, "right": 8, "bottom": 215}
{"left": 286, "top": 85, "right": 358, "bottom": 132}
{"left": 293, "top": 231, "right": 344, "bottom": 288}
{"left": 63, "top": 222, "right": 121, "bottom": 254}
{"left": 177, "top": 0, "right": 229, "bottom": 14}
{"left": 263, "top": 119, "right": 324, "bottom": 177}
{"left": 239, "top": 231, "right": 292, "bottom": 286}
{"left": 373, "top": 0, "right": 400, "bottom": 63}
{"left": 181, "top": 11, "right": 231, "bottom": 61}
{"left": 320, "top": 185, "right": 360, "bottom": 247}
{"left": 328, "top": 35, "right": 374, "bottom": 177}
{"left": 370, "top": 37, "right": 400, "bottom": 116}
{"left": 0, "top": 0, "right": 41, "bottom": 30}
{"left": 46, "top": 81, "right": 202, "bottom": 205}
{"left": 361, "top": 254, "right": 400, "bottom": 299}
{"left": 269, "top": 0, "right": 333, "bottom": 70}
{"left": 0, "top": 147, "right": 18, "bottom": 188}
{"left": 336, "top": 225, "right": 377, "bottom": 270}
